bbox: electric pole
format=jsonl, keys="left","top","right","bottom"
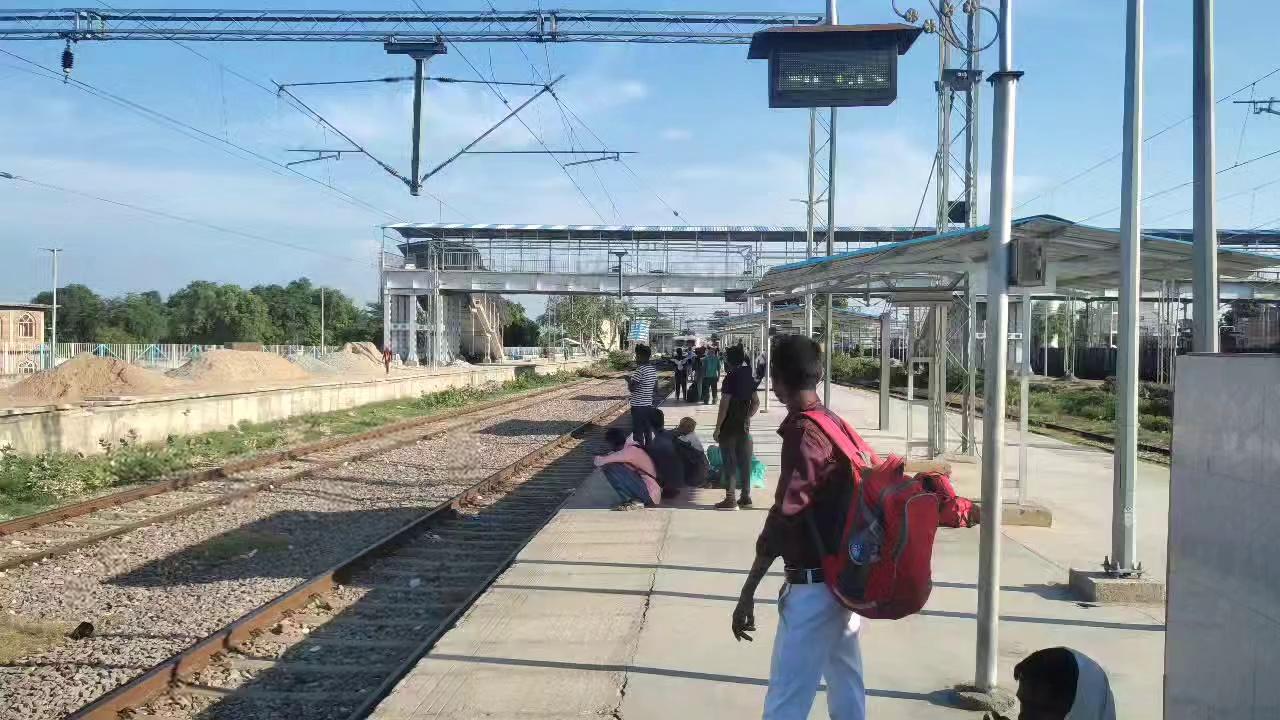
{"left": 41, "top": 248, "right": 61, "bottom": 368}
{"left": 320, "top": 287, "right": 326, "bottom": 349}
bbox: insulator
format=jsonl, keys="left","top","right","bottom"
{"left": 61, "top": 43, "right": 74, "bottom": 81}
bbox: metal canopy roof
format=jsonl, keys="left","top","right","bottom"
{"left": 751, "top": 215, "right": 1280, "bottom": 301}
{"left": 386, "top": 223, "right": 932, "bottom": 245}
{"left": 710, "top": 305, "right": 880, "bottom": 333}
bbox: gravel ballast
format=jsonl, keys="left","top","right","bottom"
{"left": 0, "top": 380, "right": 626, "bottom": 720}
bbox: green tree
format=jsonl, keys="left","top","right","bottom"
{"left": 167, "top": 281, "right": 271, "bottom": 344}
{"left": 502, "top": 301, "right": 541, "bottom": 346}
{"left": 31, "top": 283, "right": 105, "bottom": 342}
{"left": 250, "top": 279, "right": 368, "bottom": 345}
{"left": 103, "top": 291, "right": 169, "bottom": 343}
{"left": 542, "top": 296, "right": 626, "bottom": 348}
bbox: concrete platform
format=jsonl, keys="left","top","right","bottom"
{"left": 371, "top": 383, "right": 1167, "bottom": 719}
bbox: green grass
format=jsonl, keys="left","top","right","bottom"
{"left": 830, "top": 352, "right": 1173, "bottom": 452}
{"left": 0, "top": 368, "right": 596, "bottom": 522}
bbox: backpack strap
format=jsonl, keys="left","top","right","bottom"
{"left": 800, "top": 409, "right": 880, "bottom": 470}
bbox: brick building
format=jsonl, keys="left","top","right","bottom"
{"left": 0, "top": 303, "right": 46, "bottom": 345}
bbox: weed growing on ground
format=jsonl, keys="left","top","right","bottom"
{"left": 0, "top": 370, "right": 587, "bottom": 521}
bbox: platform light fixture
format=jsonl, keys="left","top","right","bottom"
{"left": 747, "top": 24, "right": 922, "bottom": 108}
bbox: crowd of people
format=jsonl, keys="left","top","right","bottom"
{"left": 594, "top": 336, "right": 1116, "bottom": 720}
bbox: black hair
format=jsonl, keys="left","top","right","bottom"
{"left": 769, "top": 334, "right": 823, "bottom": 391}
{"left": 725, "top": 345, "right": 746, "bottom": 367}
{"left": 1014, "top": 647, "right": 1078, "bottom": 717}
{"left": 604, "top": 427, "right": 628, "bottom": 449}
{"left": 634, "top": 344, "right": 652, "bottom": 361}
{"left": 675, "top": 347, "right": 684, "bottom": 358}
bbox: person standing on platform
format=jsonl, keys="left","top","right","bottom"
{"left": 731, "top": 334, "right": 866, "bottom": 720}
{"left": 382, "top": 346, "right": 393, "bottom": 375}
{"left": 628, "top": 344, "right": 658, "bottom": 447}
{"left": 702, "top": 345, "right": 722, "bottom": 405}
{"left": 689, "top": 347, "right": 706, "bottom": 405}
{"left": 713, "top": 345, "right": 759, "bottom": 510}
{"left": 673, "top": 347, "right": 688, "bottom": 401}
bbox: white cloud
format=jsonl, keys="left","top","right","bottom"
{"left": 661, "top": 128, "right": 693, "bottom": 142}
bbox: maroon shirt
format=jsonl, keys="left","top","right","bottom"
{"left": 754, "top": 400, "right": 853, "bottom": 570}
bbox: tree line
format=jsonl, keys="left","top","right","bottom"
{"left": 31, "top": 279, "right": 378, "bottom": 346}
{"left": 30, "top": 279, "right": 554, "bottom": 349}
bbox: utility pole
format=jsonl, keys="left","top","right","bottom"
{"left": 1111, "top": 0, "right": 1144, "bottom": 578}
{"left": 976, "top": 0, "right": 1020, "bottom": 697}
{"left": 822, "top": 0, "right": 838, "bottom": 408}
{"left": 320, "top": 287, "right": 326, "bottom": 350}
{"left": 1192, "top": 0, "right": 1219, "bottom": 351}
{"left": 42, "top": 248, "right": 61, "bottom": 368}
{"left": 806, "top": 107, "right": 817, "bottom": 337}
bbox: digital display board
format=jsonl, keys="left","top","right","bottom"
{"left": 749, "top": 24, "right": 922, "bottom": 109}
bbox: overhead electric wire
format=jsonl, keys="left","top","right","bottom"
{"left": 86, "top": 0, "right": 467, "bottom": 217}
{"left": 553, "top": 95, "right": 691, "bottom": 225}
{"left": 0, "top": 170, "right": 370, "bottom": 266}
{"left": 1149, "top": 175, "right": 1280, "bottom": 225}
{"left": 1080, "top": 144, "right": 1280, "bottom": 223}
{"left": 276, "top": 84, "right": 412, "bottom": 187}
{"left": 1018, "top": 63, "right": 1280, "bottom": 212}
{"left": 0, "top": 46, "right": 407, "bottom": 223}
{"left": 407, "top": 0, "right": 607, "bottom": 223}
{"left": 277, "top": 75, "right": 548, "bottom": 90}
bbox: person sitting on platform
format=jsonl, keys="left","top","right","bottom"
{"left": 1007, "top": 647, "right": 1116, "bottom": 720}
{"left": 594, "top": 427, "right": 661, "bottom": 511}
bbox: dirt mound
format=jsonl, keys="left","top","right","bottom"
{"left": 290, "top": 354, "right": 340, "bottom": 375}
{"left": 169, "top": 349, "right": 313, "bottom": 386}
{"left": 4, "top": 354, "right": 183, "bottom": 404}
{"left": 316, "top": 342, "right": 388, "bottom": 375}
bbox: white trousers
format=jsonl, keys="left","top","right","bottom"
{"left": 763, "top": 582, "right": 865, "bottom": 720}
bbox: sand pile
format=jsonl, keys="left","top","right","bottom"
{"left": 290, "top": 354, "right": 340, "bottom": 375}
{"left": 316, "top": 342, "right": 388, "bottom": 375}
{"left": 169, "top": 349, "right": 313, "bottom": 386}
{"left": 4, "top": 354, "right": 183, "bottom": 404}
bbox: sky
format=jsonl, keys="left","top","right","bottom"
{"left": 4, "top": 0, "right": 1280, "bottom": 320}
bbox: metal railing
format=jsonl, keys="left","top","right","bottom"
{"left": 0, "top": 342, "right": 335, "bottom": 376}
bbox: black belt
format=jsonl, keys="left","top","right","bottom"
{"left": 784, "top": 567, "right": 825, "bottom": 584}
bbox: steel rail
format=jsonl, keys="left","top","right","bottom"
{"left": 65, "top": 386, "right": 641, "bottom": 720}
{"left": 0, "top": 376, "right": 611, "bottom": 570}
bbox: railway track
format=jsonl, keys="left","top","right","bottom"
{"left": 67, "top": 388, "right": 639, "bottom": 720}
{"left": 0, "top": 376, "right": 609, "bottom": 572}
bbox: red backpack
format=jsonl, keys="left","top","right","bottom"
{"left": 802, "top": 411, "right": 941, "bottom": 620}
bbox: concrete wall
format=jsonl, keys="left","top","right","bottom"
{"left": 1166, "top": 354, "right": 1280, "bottom": 719}
{"left": 0, "top": 358, "right": 594, "bottom": 456}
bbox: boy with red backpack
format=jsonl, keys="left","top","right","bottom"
{"left": 732, "top": 334, "right": 941, "bottom": 720}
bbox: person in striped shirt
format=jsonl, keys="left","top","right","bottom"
{"left": 628, "top": 344, "right": 658, "bottom": 446}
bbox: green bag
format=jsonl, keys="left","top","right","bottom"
{"left": 706, "top": 445, "right": 766, "bottom": 489}
{"left": 750, "top": 457, "right": 767, "bottom": 488}
{"left": 706, "top": 444, "right": 723, "bottom": 472}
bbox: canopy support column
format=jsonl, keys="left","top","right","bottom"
{"left": 879, "top": 311, "right": 891, "bottom": 430}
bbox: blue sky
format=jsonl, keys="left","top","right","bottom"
{"left": 3, "top": 0, "right": 1280, "bottom": 313}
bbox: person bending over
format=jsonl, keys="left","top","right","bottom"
{"left": 594, "top": 427, "right": 660, "bottom": 511}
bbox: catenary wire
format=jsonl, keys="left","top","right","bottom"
{"left": 1, "top": 170, "right": 371, "bottom": 266}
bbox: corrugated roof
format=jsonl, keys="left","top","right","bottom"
{"left": 753, "top": 215, "right": 1280, "bottom": 299}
